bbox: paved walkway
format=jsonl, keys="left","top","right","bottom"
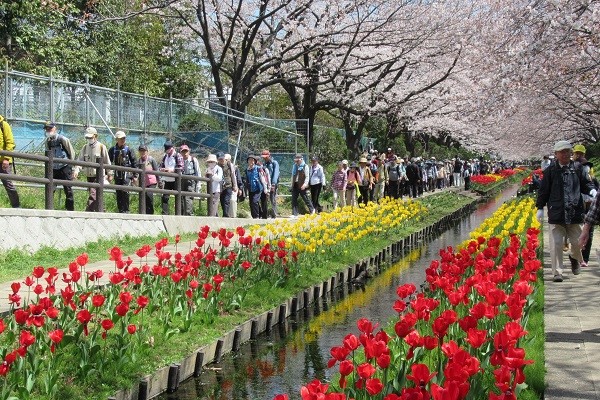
{"left": 544, "top": 221, "right": 600, "bottom": 399}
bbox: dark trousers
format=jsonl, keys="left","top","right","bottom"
{"left": 464, "top": 176, "right": 471, "bottom": 191}
{"left": 388, "top": 180, "right": 399, "bottom": 199}
{"left": 85, "top": 176, "right": 100, "bottom": 212}
{"left": 269, "top": 185, "right": 278, "bottom": 217}
{"left": 249, "top": 190, "right": 261, "bottom": 218}
{"left": 140, "top": 184, "right": 156, "bottom": 214}
{"left": 1, "top": 163, "right": 20, "bottom": 208}
{"left": 357, "top": 185, "right": 369, "bottom": 205}
{"left": 115, "top": 177, "right": 130, "bottom": 213}
{"left": 162, "top": 181, "right": 176, "bottom": 215}
{"left": 291, "top": 185, "right": 314, "bottom": 215}
{"left": 582, "top": 224, "right": 594, "bottom": 263}
{"left": 408, "top": 180, "right": 419, "bottom": 198}
{"left": 310, "top": 183, "right": 323, "bottom": 213}
{"left": 53, "top": 166, "right": 74, "bottom": 211}
{"left": 181, "top": 180, "right": 196, "bottom": 216}
{"left": 260, "top": 192, "right": 268, "bottom": 219}
{"left": 220, "top": 187, "right": 232, "bottom": 217}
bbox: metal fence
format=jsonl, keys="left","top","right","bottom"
{"left": 0, "top": 64, "right": 309, "bottom": 166}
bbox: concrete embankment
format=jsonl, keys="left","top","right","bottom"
{"left": 0, "top": 208, "right": 268, "bottom": 253}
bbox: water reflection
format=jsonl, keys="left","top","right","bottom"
{"left": 158, "top": 188, "right": 517, "bottom": 400}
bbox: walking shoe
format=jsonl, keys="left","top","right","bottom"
{"left": 553, "top": 274, "right": 564, "bottom": 282}
{"left": 569, "top": 255, "right": 581, "bottom": 275}
{"left": 581, "top": 261, "right": 588, "bottom": 268}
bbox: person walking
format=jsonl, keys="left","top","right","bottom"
{"left": 159, "top": 140, "right": 184, "bottom": 215}
{"left": 180, "top": 145, "right": 201, "bottom": 216}
{"left": 44, "top": 122, "right": 76, "bottom": 211}
{"left": 536, "top": 140, "right": 597, "bottom": 282}
{"left": 0, "top": 115, "right": 20, "bottom": 208}
{"left": 573, "top": 144, "right": 597, "bottom": 267}
{"left": 217, "top": 152, "right": 237, "bottom": 217}
{"left": 261, "top": 149, "right": 280, "bottom": 218}
{"left": 245, "top": 155, "right": 263, "bottom": 219}
{"left": 357, "top": 157, "right": 374, "bottom": 206}
{"left": 73, "top": 127, "right": 111, "bottom": 212}
{"left": 346, "top": 162, "right": 361, "bottom": 208}
{"left": 136, "top": 144, "right": 158, "bottom": 214}
{"left": 108, "top": 130, "right": 137, "bottom": 213}
{"left": 330, "top": 161, "right": 347, "bottom": 209}
{"left": 309, "top": 155, "right": 326, "bottom": 213}
{"left": 226, "top": 153, "right": 243, "bottom": 217}
{"left": 204, "top": 154, "right": 223, "bottom": 217}
{"left": 290, "top": 153, "right": 315, "bottom": 217}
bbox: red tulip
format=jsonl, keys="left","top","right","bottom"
{"left": 92, "top": 294, "right": 105, "bottom": 308}
{"left": 101, "top": 319, "right": 114, "bottom": 331}
{"left": 32, "top": 266, "right": 45, "bottom": 278}
{"left": 357, "top": 362, "right": 375, "bottom": 379}
{"left": 365, "top": 378, "right": 383, "bottom": 395}
{"left": 76, "top": 253, "right": 89, "bottom": 266}
{"left": 127, "top": 324, "right": 137, "bottom": 334}
{"left": 19, "top": 330, "right": 36, "bottom": 347}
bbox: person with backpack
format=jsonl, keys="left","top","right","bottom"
{"left": 217, "top": 151, "right": 237, "bottom": 217}
{"left": 405, "top": 158, "right": 421, "bottom": 198}
{"left": 261, "top": 149, "right": 280, "bottom": 218}
{"left": 368, "top": 156, "right": 379, "bottom": 202}
{"left": 73, "top": 127, "right": 112, "bottom": 212}
{"left": 226, "top": 153, "right": 243, "bottom": 217}
{"left": 245, "top": 155, "right": 264, "bottom": 218}
{"left": 453, "top": 157, "right": 463, "bottom": 187}
{"left": 357, "top": 157, "right": 374, "bottom": 205}
{"left": 44, "top": 122, "right": 76, "bottom": 210}
{"left": 290, "top": 153, "right": 315, "bottom": 217}
{"left": 0, "top": 115, "right": 20, "bottom": 208}
{"left": 108, "top": 130, "right": 137, "bottom": 213}
{"left": 180, "top": 145, "right": 201, "bottom": 216}
{"left": 330, "top": 161, "right": 347, "bottom": 209}
{"left": 256, "top": 158, "right": 271, "bottom": 219}
{"left": 309, "top": 155, "right": 326, "bottom": 213}
{"left": 159, "top": 140, "right": 184, "bottom": 215}
{"left": 387, "top": 157, "right": 405, "bottom": 199}
{"left": 136, "top": 144, "right": 159, "bottom": 214}
{"left": 205, "top": 153, "right": 223, "bottom": 217}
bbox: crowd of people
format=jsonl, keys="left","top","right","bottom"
{"left": 1, "top": 118, "right": 512, "bottom": 218}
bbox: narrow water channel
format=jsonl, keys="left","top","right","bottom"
{"left": 158, "top": 187, "right": 519, "bottom": 400}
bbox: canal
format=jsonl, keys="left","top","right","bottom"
{"left": 158, "top": 187, "right": 518, "bottom": 400}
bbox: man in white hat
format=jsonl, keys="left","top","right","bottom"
{"left": 108, "top": 130, "right": 137, "bottom": 213}
{"left": 73, "top": 127, "right": 111, "bottom": 212}
{"left": 159, "top": 140, "right": 184, "bottom": 215}
{"left": 205, "top": 153, "right": 223, "bottom": 217}
{"left": 536, "top": 140, "right": 598, "bottom": 282}
{"left": 180, "top": 144, "right": 201, "bottom": 216}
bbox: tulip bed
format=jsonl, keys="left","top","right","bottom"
{"left": 279, "top": 196, "right": 543, "bottom": 400}
{"left": 0, "top": 192, "right": 474, "bottom": 400}
{"left": 470, "top": 168, "right": 528, "bottom": 194}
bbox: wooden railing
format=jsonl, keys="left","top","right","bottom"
{"left": 0, "top": 150, "right": 212, "bottom": 215}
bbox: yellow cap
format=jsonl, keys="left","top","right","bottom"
{"left": 574, "top": 144, "right": 586, "bottom": 154}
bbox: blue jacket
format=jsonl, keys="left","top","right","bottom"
{"left": 245, "top": 165, "right": 263, "bottom": 193}
{"left": 263, "top": 158, "right": 280, "bottom": 185}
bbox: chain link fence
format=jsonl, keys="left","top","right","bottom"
{"left": 0, "top": 65, "right": 308, "bottom": 164}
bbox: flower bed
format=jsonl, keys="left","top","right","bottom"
{"left": 470, "top": 168, "right": 529, "bottom": 195}
{"left": 281, "top": 196, "right": 542, "bottom": 400}
{"left": 0, "top": 195, "right": 441, "bottom": 400}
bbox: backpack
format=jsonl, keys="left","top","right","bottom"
{"left": 388, "top": 164, "right": 399, "bottom": 181}
{"left": 370, "top": 163, "right": 379, "bottom": 183}
{"left": 259, "top": 166, "right": 271, "bottom": 192}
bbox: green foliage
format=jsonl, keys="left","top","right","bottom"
{"left": 311, "top": 127, "right": 347, "bottom": 166}
{"left": 177, "top": 110, "right": 226, "bottom": 132}
{"left": 0, "top": 0, "right": 205, "bottom": 99}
